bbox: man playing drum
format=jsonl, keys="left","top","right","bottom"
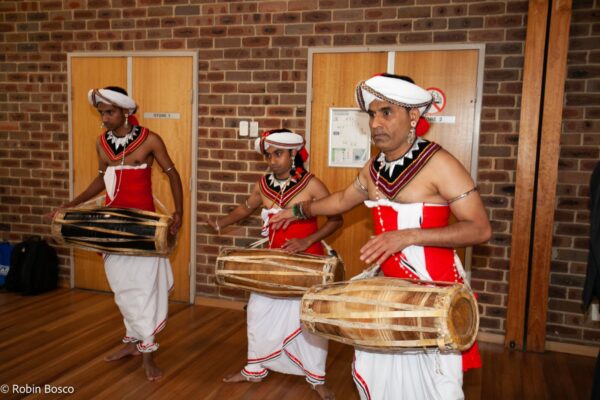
{"left": 271, "top": 74, "right": 491, "bottom": 400}
{"left": 206, "top": 129, "right": 342, "bottom": 400}
{"left": 53, "top": 87, "right": 183, "bottom": 381}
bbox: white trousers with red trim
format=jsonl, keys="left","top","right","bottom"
{"left": 104, "top": 254, "right": 173, "bottom": 352}
{"left": 242, "top": 293, "right": 328, "bottom": 385}
{"left": 353, "top": 348, "right": 463, "bottom": 400}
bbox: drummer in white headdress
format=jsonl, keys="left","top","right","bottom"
{"left": 271, "top": 73, "right": 491, "bottom": 399}
{"left": 54, "top": 86, "right": 183, "bottom": 381}
{"left": 205, "top": 128, "right": 342, "bottom": 399}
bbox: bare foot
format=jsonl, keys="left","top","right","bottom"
{"left": 223, "top": 371, "right": 262, "bottom": 383}
{"left": 313, "top": 383, "right": 335, "bottom": 400}
{"left": 142, "top": 352, "right": 163, "bottom": 381}
{"left": 103, "top": 343, "right": 140, "bottom": 362}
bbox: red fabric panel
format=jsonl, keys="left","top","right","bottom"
{"left": 269, "top": 218, "right": 324, "bottom": 255}
{"left": 106, "top": 168, "right": 154, "bottom": 211}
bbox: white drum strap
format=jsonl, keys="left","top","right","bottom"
{"left": 454, "top": 251, "right": 470, "bottom": 289}
{"left": 247, "top": 237, "right": 268, "bottom": 249}
{"left": 81, "top": 194, "right": 106, "bottom": 207}
{"left": 153, "top": 195, "right": 169, "bottom": 215}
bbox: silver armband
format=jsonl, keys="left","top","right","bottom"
{"left": 448, "top": 186, "right": 478, "bottom": 204}
{"left": 353, "top": 175, "right": 368, "bottom": 194}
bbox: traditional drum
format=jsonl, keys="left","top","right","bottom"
{"left": 215, "top": 248, "right": 344, "bottom": 297}
{"left": 300, "top": 277, "right": 478, "bottom": 352}
{"left": 51, "top": 206, "right": 175, "bottom": 256}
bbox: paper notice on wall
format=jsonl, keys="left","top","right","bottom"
{"left": 328, "top": 108, "right": 371, "bottom": 168}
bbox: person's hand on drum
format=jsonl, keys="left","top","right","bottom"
{"left": 43, "top": 203, "right": 67, "bottom": 222}
{"left": 269, "top": 208, "right": 296, "bottom": 230}
{"left": 169, "top": 212, "right": 182, "bottom": 235}
{"left": 200, "top": 214, "right": 222, "bottom": 233}
{"left": 359, "top": 229, "right": 416, "bottom": 266}
{"left": 282, "top": 237, "right": 311, "bottom": 253}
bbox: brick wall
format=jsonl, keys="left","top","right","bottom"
{"left": 0, "top": 0, "right": 598, "bottom": 346}
{"left": 545, "top": 0, "right": 600, "bottom": 346}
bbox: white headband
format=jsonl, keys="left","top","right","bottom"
{"left": 356, "top": 75, "right": 433, "bottom": 116}
{"left": 88, "top": 88, "right": 137, "bottom": 114}
{"left": 254, "top": 130, "right": 305, "bottom": 154}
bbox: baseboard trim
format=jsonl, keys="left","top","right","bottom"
{"left": 545, "top": 340, "right": 598, "bottom": 358}
{"left": 477, "top": 331, "right": 505, "bottom": 344}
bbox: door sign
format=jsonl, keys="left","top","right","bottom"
{"left": 426, "top": 87, "right": 446, "bottom": 114}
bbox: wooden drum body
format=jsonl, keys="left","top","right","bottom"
{"left": 300, "top": 277, "right": 479, "bottom": 351}
{"left": 215, "top": 248, "right": 344, "bottom": 297}
{"left": 51, "top": 207, "right": 175, "bottom": 256}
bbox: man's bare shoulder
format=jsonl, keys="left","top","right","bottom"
{"left": 426, "top": 148, "right": 475, "bottom": 194}
{"left": 429, "top": 148, "right": 469, "bottom": 174}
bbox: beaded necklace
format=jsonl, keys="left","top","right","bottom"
{"left": 372, "top": 153, "right": 421, "bottom": 280}
{"left": 105, "top": 133, "right": 130, "bottom": 207}
{"left": 269, "top": 174, "right": 292, "bottom": 208}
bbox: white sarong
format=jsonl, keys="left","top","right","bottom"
{"left": 353, "top": 349, "right": 463, "bottom": 400}
{"left": 241, "top": 293, "right": 328, "bottom": 385}
{"left": 104, "top": 254, "right": 173, "bottom": 352}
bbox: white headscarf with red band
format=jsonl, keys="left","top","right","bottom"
{"left": 254, "top": 129, "right": 309, "bottom": 161}
{"left": 88, "top": 88, "right": 137, "bottom": 114}
{"left": 356, "top": 74, "right": 433, "bottom": 116}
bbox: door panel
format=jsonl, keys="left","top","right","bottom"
{"left": 395, "top": 50, "right": 479, "bottom": 264}
{"left": 394, "top": 50, "right": 478, "bottom": 172}
{"left": 133, "top": 57, "right": 192, "bottom": 302}
{"left": 310, "top": 52, "right": 387, "bottom": 278}
{"left": 70, "top": 56, "right": 193, "bottom": 302}
{"left": 72, "top": 57, "right": 127, "bottom": 292}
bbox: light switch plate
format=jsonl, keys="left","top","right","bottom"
{"left": 249, "top": 121, "right": 259, "bottom": 137}
{"left": 239, "top": 121, "right": 248, "bottom": 137}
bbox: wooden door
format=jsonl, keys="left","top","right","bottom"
{"left": 71, "top": 57, "right": 127, "bottom": 292}
{"left": 132, "top": 57, "right": 193, "bottom": 303}
{"left": 310, "top": 52, "right": 387, "bottom": 278}
{"left": 395, "top": 50, "right": 480, "bottom": 265}
{"left": 394, "top": 50, "right": 479, "bottom": 173}
{"left": 309, "top": 50, "right": 480, "bottom": 278}
{"left": 70, "top": 56, "right": 193, "bottom": 302}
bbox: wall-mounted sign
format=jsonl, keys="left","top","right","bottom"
{"left": 426, "top": 87, "right": 446, "bottom": 114}
{"left": 328, "top": 108, "right": 371, "bottom": 168}
{"left": 425, "top": 115, "right": 456, "bottom": 124}
{"left": 143, "top": 112, "right": 181, "bottom": 120}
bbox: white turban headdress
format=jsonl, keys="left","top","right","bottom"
{"left": 356, "top": 74, "right": 433, "bottom": 116}
{"left": 88, "top": 88, "right": 137, "bottom": 114}
{"left": 255, "top": 129, "right": 305, "bottom": 153}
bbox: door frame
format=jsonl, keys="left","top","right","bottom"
{"left": 66, "top": 51, "right": 198, "bottom": 302}
{"left": 305, "top": 44, "right": 486, "bottom": 275}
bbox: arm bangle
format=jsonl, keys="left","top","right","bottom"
{"left": 163, "top": 165, "right": 175, "bottom": 173}
{"left": 302, "top": 200, "right": 313, "bottom": 219}
{"left": 448, "top": 186, "right": 478, "bottom": 204}
{"left": 353, "top": 175, "right": 368, "bottom": 194}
